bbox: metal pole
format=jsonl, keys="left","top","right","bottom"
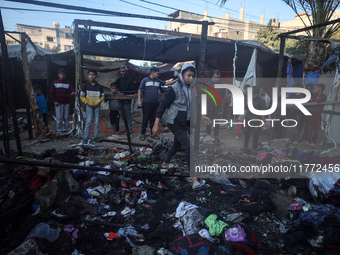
{"left": 120, "top": 103, "right": 133, "bottom": 154}
{"left": 194, "top": 21, "right": 208, "bottom": 154}
{"left": 276, "top": 37, "right": 286, "bottom": 91}
{"left": 0, "top": 9, "right": 22, "bottom": 155}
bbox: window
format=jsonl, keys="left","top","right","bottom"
{"left": 46, "top": 36, "right": 53, "bottom": 42}
{"left": 64, "top": 45, "right": 73, "bottom": 51}
{"left": 65, "top": 33, "right": 73, "bottom": 39}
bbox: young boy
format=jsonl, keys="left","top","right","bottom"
{"left": 152, "top": 63, "right": 211, "bottom": 191}
{"left": 34, "top": 85, "right": 48, "bottom": 127}
{"left": 305, "top": 83, "right": 327, "bottom": 147}
{"left": 105, "top": 83, "right": 121, "bottom": 134}
{"left": 138, "top": 66, "right": 177, "bottom": 141}
{"left": 50, "top": 68, "right": 75, "bottom": 132}
{"left": 80, "top": 70, "right": 104, "bottom": 143}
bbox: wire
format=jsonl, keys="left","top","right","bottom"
{"left": 0, "top": 6, "right": 115, "bottom": 16}
{"left": 138, "top": 0, "right": 177, "bottom": 11}
{"left": 119, "top": 0, "right": 169, "bottom": 16}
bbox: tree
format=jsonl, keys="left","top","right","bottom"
{"left": 256, "top": 26, "right": 281, "bottom": 51}
{"left": 220, "top": 0, "right": 340, "bottom": 73}
{"left": 280, "top": 0, "right": 340, "bottom": 72}
{"left": 255, "top": 26, "right": 307, "bottom": 59}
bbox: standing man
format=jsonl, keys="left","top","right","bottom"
{"left": 116, "top": 65, "right": 135, "bottom": 133}
{"left": 138, "top": 66, "right": 177, "bottom": 141}
{"left": 80, "top": 70, "right": 104, "bottom": 143}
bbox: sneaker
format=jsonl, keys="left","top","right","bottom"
{"left": 292, "top": 141, "right": 298, "bottom": 146}
{"left": 304, "top": 142, "right": 310, "bottom": 146}
{"left": 94, "top": 137, "right": 101, "bottom": 143}
{"left": 235, "top": 136, "right": 239, "bottom": 140}
{"left": 309, "top": 143, "right": 315, "bottom": 147}
{"left": 82, "top": 139, "right": 88, "bottom": 145}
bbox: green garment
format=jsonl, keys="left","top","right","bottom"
{"left": 204, "top": 214, "right": 229, "bottom": 236}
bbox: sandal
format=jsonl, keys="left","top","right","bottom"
{"left": 140, "top": 134, "right": 146, "bottom": 141}
{"left": 192, "top": 181, "right": 203, "bottom": 191}
{"left": 151, "top": 134, "right": 160, "bottom": 140}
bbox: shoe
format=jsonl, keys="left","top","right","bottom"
{"left": 162, "top": 128, "right": 170, "bottom": 132}
{"left": 309, "top": 143, "right": 315, "bottom": 147}
{"left": 82, "top": 139, "right": 88, "bottom": 145}
{"left": 235, "top": 136, "right": 239, "bottom": 140}
{"left": 151, "top": 134, "right": 160, "bottom": 140}
{"left": 192, "top": 181, "right": 203, "bottom": 191}
{"left": 140, "top": 134, "right": 146, "bottom": 141}
{"left": 292, "top": 141, "right": 298, "bottom": 146}
{"left": 304, "top": 142, "right": 310, "bottom": 146}
{"left": 94, "top": 137, "right": 101, "bottom": 143}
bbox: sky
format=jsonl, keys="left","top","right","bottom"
{"left": 0, "top": 0, "right": 301, "bottom": 32}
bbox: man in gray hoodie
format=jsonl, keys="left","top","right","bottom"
{"left": 153, "top": 63, "right": 210, "bottom": 190}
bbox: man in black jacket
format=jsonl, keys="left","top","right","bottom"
{"left": 116, "top": 65, "right": 135, "bottom": 133}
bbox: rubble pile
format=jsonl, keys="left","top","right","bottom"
{"left": 0, "top": 138, "right": 340, "bottom": 255}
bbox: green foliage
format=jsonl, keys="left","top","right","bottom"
{"left": 255, "top": 26, "right": 307, "bottom": 59}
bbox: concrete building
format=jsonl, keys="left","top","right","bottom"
{"left": 5, "top": 22, "right": 74, "bottom": 53}
{"left": 280, "top": 9, "right": 340, "bottom": 35}
{"left": 168, "top": 10, "right": 270, "bottom": 40}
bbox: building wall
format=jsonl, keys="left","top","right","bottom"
{"left": 169, "top": 10, "right": 266, "bottom": 40}
{"left": 5, "top": 24, "right": 73, "bottom": 53}
{"left": 280, "top": 9, "right": 340, "bottom": 35}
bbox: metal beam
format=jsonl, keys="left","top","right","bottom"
{"left": 74, "top": 20, "right": 225, "bottom": 42}
{"left": 5, "top": 0, "right": 215, "bottom": 25}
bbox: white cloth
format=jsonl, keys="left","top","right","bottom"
{"left": 199, "top": 229, "right": 214, "bottom": 242}
{"left": 175, "top": 201, "right": 198, "bottom": 218}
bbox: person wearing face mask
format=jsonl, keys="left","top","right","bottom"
{"left": 152, "top": 63, "right": 211, "bottom": 191}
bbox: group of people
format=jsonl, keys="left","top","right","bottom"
{"left": 33, "top": 64, "right": 328, "bottom": 190}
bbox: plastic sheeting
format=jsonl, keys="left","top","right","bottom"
{"left": 0, "top": 43, "right": 54, "bottom": 62}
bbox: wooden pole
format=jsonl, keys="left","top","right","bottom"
{"left": 120, "top": 103, "right": 133, "bottom": 154}
{"left": 20, "top": 33, "right": 47, "bottom": 138}
{"left": 194, "top": 21, "right": 209, "bottom": 154}
{"left": 0, "top": 9, "right": 22, "bottom": 155}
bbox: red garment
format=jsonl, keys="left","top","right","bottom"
{"left": 236, "top": 120, "right": 245, "bottom": 136}
{"left": 306, "top": 93, "right": 326, "bottom": 144}
{"left": 50, "top": 79, "right": 75, "bottom": 104}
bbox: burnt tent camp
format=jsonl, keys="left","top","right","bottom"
{"left": 75, "top": 21, "right": 300, "bottom": 80}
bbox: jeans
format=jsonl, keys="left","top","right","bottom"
{"left": 84, "top": 105, "right": 100, "bottom": 140}
{"left": 165, "top": 124, "right": 190, "bottom": 169}
{"left": 55, "top": 104, "right": 70, "bottom": 131}
{"left": 121, "top": 103, "right": 132, "bottom": 131}
{"left": 131, "top": 99, "right": 138, "bottom": 112}
{"left": 141, "top": 102, "right": 158, "bottom": 134}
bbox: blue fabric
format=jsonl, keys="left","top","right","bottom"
{"left": 293, "top": 151, "right": 315, "bottom": 164}
{"left": 304, "top": 72, "right": 319, "bottom": 87}
{"left": 35, "top": 93, "right": 48, "bottom": 114}
{"left": 290, "top": 204, "right": 340, "bottom": 227}
{"left": 322, "top": 50, "right": 339, "bottom": 68}
{"left": 287, "top": 61, "right": 303, "bottom": 88}
{"left": 139, "top": 77, "right": 165, "bottom": 103}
